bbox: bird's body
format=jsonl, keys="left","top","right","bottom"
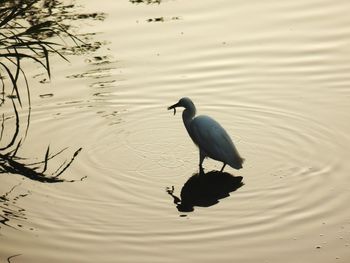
{"left": 168, "top": 97, "right": 244, "bottom": 173}
{"left": 190, "top": 115, "right": 243, "bottom": 169}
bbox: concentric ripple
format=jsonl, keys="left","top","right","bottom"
{"left": 2, "top": 0, "right": 350, "bottom": 263}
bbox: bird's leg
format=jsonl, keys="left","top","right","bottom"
{"left": 199, "top": 150, "right": 205, "bottom": 175}
{"left": 220, "top": 163, "right": 226, "bottom": 172}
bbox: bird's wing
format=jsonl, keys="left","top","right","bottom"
{"left": 190, "top": 115, "right": 239, "bottom": 164}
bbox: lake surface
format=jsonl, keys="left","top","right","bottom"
{"left": 1, "top": 0, "right": 350, "bottom": 262}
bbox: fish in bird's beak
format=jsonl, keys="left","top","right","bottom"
{"left": 167, "top": 102, "right": 179, "bottom": 115}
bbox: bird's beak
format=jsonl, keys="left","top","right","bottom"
{"left": 167, "top": 102, "right": 179, "bottom": 115}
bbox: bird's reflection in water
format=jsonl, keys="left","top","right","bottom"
{"left": 167, "top": 171, "right": 244, "bottom": 213}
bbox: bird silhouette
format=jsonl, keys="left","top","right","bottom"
{"left": 168, "top": 97, "right": 244, "bottom": 173}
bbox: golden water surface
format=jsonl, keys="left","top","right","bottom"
{"left": 1, "top": 0, "right": 350, "bottom": 262}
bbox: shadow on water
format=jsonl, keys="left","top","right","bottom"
{"left": 167, "top": 171, "right": 244, "bottom": 213}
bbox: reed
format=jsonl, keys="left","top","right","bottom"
{"left": 0, "top": 0, "right": 83, "bottom": 106}
{"left": 0, "top": 0, "right": 83, "bottom": 182}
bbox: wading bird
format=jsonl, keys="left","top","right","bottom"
{"left": 168, "top": 97, "right": 244, "bottom": 173}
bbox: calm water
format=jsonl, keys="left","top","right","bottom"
{"left": 1, "top": 0, "right": 350, "bottom": 262}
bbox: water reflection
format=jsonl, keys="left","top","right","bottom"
{"left": 0, "top": 183, "right": 29, "bottom": 231}
{"left": 167, "top": 171, "right": 244, "bottom": 213}
{"left": 0, "top": 0, "right": 108, "bottom": 184}
{"left": 130, "top": 0, "right": 162, "bottom": 4}
{"left": 23, "top": 0, "right": 107, "bottom": 38}
{"left": 147, "top": 17, "right": 181, "bottom": 23}
{"left": 7, "top": 254, "right": 22, "bottom": 263}
{"left": 0, "top": 1, "right": 102, "bottom": 235}
{"left": 66, "top": 51, "right": 121, "bottom": 125}
{"left": 1, "top": 2, "right": 106, "bottom": 239}
{"left": 0, "top": 98, "right": 82, "bottom": 183}
{"left": 0, "top": 0, "right": 107, "bottom": 99}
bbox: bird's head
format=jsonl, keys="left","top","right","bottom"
{"left": 167, "top": 97, "right": 195, "bottom": 115}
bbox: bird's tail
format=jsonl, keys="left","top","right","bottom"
{"left": 229, "top": 156, "right": 244, "bottom": 170}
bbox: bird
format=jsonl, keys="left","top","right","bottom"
{"left": 168, "top": 97, "right": 244, "bottom": 174}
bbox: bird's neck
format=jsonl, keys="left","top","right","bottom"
{"left": 182, "top": 108, "right": 196, "bottom": 131}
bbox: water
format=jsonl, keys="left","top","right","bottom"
{"left": 1, "top": 0, "right": 350, "bottom": 262}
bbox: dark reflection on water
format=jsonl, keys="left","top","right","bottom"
{"left": 0, "top": 98, "right": 83, "bottom": 183}
{"left": 7, "top": 254, "right": 22, "bottom": 263}
{"left": 22, "top": 0, "right": 107, "bottom": 39}
{"left": 147, "top": 16, "right": 181, "bottom": 23}
{"left": 0, "top": 183, "right": 30, "bottom": 231}
{"left": 130, "top": 0, "right": 162, "bottom": 4}
{"left": 167, "top": 171, "right": 244, "bottom": 213}
{"left": 25, "top": 0, "right": 107, "bottom": 56}
{"left": 0, "top": 0, "right": 107, "bottom": 233}
{"left": 0, "top": 0, "right": 110, "bottom": 184}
